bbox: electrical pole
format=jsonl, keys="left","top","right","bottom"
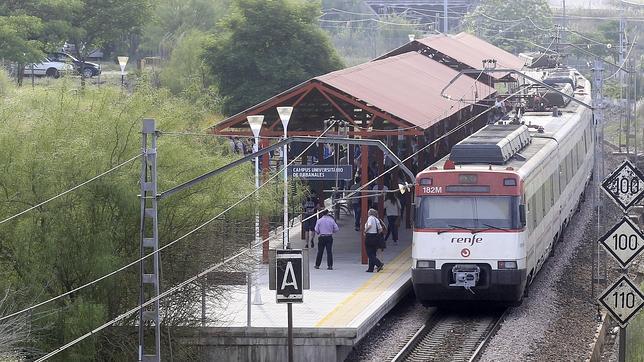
{"left": 553, "top": 25, "right": 562, "bottom": 66}
{"left": 591, "top": 60, "right": 605, "bottom": 301}
{"left": 443, "top": 0, "right": 448, "bottom": 33}
{"left": 562, "top": 0, "right": 567, "bottom": 45}
{"left": 138, "top": 119, "right": 161, "bottom": 362}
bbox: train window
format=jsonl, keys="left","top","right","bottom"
{"left": 583, "top": 133, "right": 587, "bottom": 154}
{"left": 566, "top": 153, "right": 573, "bottom": 184}
{"left": 552, "top": 172, "right": 560, "bottom": 200}
{"left": 536, "top": 186, "right": 544, "bottom": 225}
{"left": 415, "top": 195, "right": 521, "bottom": 229}
{"left": 545, "top": 178, "right": 553, "bottom": 209}
{"left": 529, "top": 196, "right": 537, "bottom": 231}
{"left": 503, "top": 178, "right": 517, "bottom": 186}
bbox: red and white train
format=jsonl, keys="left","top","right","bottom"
{"left": 412, "top": 69, "right": 594, "bottom": 305}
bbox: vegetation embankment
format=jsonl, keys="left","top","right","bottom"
{"left": 0, "top": 74, "right": 290, "bottom": 360}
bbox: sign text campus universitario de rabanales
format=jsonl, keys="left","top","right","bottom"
{"left": 287, "top": 165, "right": 352, "bottom": 180}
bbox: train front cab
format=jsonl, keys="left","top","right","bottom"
{"left": 411, "top": 168, "right": 528, "bottom": 306}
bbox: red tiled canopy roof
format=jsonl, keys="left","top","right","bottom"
{"left": 316, "top": 51, "right": 495, "bottom": 129}
{"left": 415, "top": 32, "right": 526, "bottom": 77}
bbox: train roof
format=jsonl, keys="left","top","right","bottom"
{"left": 421, "top": 68, "right": 592, "bottom": 177}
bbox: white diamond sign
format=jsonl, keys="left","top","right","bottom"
{"left": 599, "top": 276, "right": 644, "bottom": 327}
{"left": 599, "top": 217, "right": 644, "bottom": 268}
{"left": 601, "top": 160, "right": 644, "bottom": 212}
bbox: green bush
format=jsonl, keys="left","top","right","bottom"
{"left": 0, "top": 68, "right": 11, "bottom": 96}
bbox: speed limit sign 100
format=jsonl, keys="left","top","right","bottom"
{"left": 599, "top": 217, "right": 644, "bottom": 269}
{"left": 601, "top": 160, "right": 644, "bottom": 212}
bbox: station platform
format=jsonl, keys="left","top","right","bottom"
{"left": 184, "top": 211, "right": 413, "bottom": 361}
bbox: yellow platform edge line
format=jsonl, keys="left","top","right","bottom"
{"left": 315, "top": 246, "right": 412, "bottom": 327}
{"left": 325, "top": 259, "right": 411, "bottom": 326}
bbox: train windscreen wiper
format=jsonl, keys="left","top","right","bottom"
{"left": 437, "top": 224, "right": 478, "bottom": 234}
{"left": 481, "top": 223, "right": 513, "bottom": 232}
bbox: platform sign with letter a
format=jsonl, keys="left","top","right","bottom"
{"left": 601, "top": 160, "right": 644, "bottom": 212}
{"left": 276, "top": 250, "right": 303, "bottom": 303}
{"left": 599, "top": 217, "right": 644, "bottom": 269}
{"left": 599, "top": 276, "right": 644, "bottom": 327}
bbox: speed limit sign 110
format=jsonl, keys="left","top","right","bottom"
{"left": 599, "top": 217, "right": 644, "bottom": 269}
{"left": 599, "top": 276, "right": 644, "bottom": 327}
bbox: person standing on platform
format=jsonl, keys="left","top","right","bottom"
{"left": 350, "top": 178, "right": 362, "bottom": 231}
{"left": 371, "top": 183, "right": 388, "bottom": 210}
{"left": 383, "top": 193, "right": 401, "bottom": 244}
{"left": 302, "top": 191, "right": 319, "bottom": 248}
{"left": 364, "top": 208, "right": 384, "bottom": 273}
{"left": 314, "top": 209, "right": 339, "bottom": 270}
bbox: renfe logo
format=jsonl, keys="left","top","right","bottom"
{"left": 451, "top": 236, "right": 483, "bottom": 246}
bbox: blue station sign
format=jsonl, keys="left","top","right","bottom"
{"left": 288, "top": 165, "right": 353, "bottom": 180}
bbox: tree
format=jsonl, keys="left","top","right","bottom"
{"left": 462, "top": 0, "right": 554, "bottom": 54}
{"left": 159, "top": 30, "right": 221, "bottom": 113}
{"left": 0, "top": 82, "right": 285, "bottom": 359}
{"left": 61, "top": 0, "right": 150, "bottom": 83}
{"left": 203, "top": 0, "right": 344, "bottom": 115}
{"left": 140, "top": 0, "right": 231, "bottom": 58}
{"left": 0, "top": 15, "right": 45, "bottom": 85}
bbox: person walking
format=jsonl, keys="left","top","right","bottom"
{"left": 364, "top": 208, "right": 384, "bottom": 272}
{"left": 383, "top": 193, "right": 401, "bottom": 244}
{"left": 314, "top": 209, "right": 339, "bottom": 270}
{"left": 302, "top": 191, "right": 319, "bottom": 248}
{"left": 350, "top": 178, "right": 362, "bottom": 231}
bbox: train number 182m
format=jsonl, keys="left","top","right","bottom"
{"left": 422, "top": 186, "right": 442, "bottom": 194}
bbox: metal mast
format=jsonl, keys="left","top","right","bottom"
{"left": 591, "top": 60, "right": 606, "bottom": 300}
{"left": 138, "top": 119, "right": 161, "bottom": 362}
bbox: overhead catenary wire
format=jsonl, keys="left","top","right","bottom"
{"left": 0, "top": 121, "right": 338, "bottom": 325}
{"left": 0, "top": 154, "right": 142, "bottom": 226}
{"left": 604, "top": 34, "right": 638, "bottom": 80}
{"left": 32, "top": 90, "right": 526, "bottom": 360}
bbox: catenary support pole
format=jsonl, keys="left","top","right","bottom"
{"left": 138, "top": 119, "right": 161, "bottom": 362}
{"left": 443, "top": 0, "right": 448, "bottom": 33}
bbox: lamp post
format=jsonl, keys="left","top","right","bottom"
{"left": 277, "top": 107, "right": 293, "bottom": 249}
{"left": 247, "top": 115, "right": 264, "bottom": 326}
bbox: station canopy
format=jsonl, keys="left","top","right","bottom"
{"left": 378, "top": 32, "right": 526, "bottom": 80}
{"left": 211, "top": 51, "right": 496, "bottom": 137}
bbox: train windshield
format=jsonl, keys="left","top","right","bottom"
{"left": 415, "top": 196, "right": 521, "bottom": 229}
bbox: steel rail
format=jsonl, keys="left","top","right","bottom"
{"left": 391, "top": 309, "right": 506, "bottom": 362}
{"left": 468, "top": 309, "right": 508, "bottom": 362}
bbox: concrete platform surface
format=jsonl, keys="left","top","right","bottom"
{"left": 206, "top": 211, "right": 413, "bottom": 335}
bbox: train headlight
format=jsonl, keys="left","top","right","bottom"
{"left": 497, "top": 261, "right": 518, "bottom": 269}
{"left": 416, "top": 260, "right": 436, "bottom": 269}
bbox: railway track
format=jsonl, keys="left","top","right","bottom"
{"left": 390, "top": 308, "right": 506, "bottom": 362}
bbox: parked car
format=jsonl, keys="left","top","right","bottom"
{"left": 48, "top": 52, "right": 101, "bottom": 78}
{"left": 23, "top": 58, "right": 74, "bottom": 78}
{"left": 62, "top": 43, "right": 104, "bottom": 60}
